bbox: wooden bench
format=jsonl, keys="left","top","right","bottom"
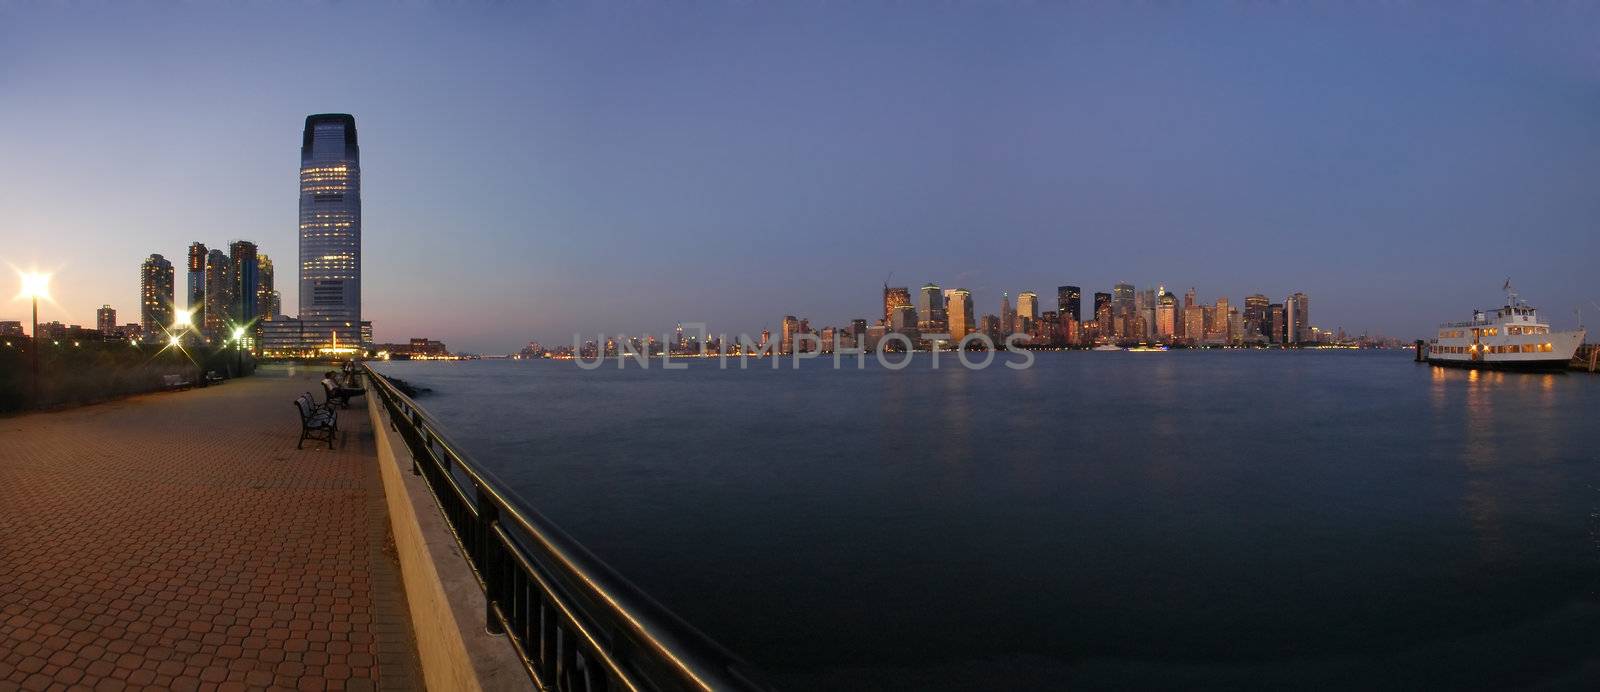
{"left": 161, "top": 374, "right": 193, "bottom": 391}
{"left": 204, "top": 370, "right": 227, "bottom": 386}
{"left": 294, "top": 393, "right": 338, "bottom": 449}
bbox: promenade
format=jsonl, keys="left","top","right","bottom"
{"left": 0, "top": 365, "right": 420, "bottom": 691}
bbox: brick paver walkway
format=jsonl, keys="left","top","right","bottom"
{"left": 0, "top": 365, "right": 420, "bottom": 691}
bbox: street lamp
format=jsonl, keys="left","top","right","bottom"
{"left": 233, "top": 326, "right": 246, "bottom": 376}
{"left": 17, "top": 272, "right": 49, "bottom": 406}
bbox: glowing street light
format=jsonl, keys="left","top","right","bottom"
{"left": 232, "top": 326, "right": 247, "bottom": 375}
{"left": 16, "top": 271, "right": 49, "bottom": 406}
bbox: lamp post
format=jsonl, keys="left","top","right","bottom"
{"left": 18, "top": 272, "right": 49, "bottom": 407}
{"left": 233, "top": 326, "right": 246, "bottom": 377}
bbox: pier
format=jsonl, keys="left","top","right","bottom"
{"left": 0, "top": 366, "right": 420, "bottom": 690}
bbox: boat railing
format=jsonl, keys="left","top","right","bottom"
{"left": 362, "top": 363, "right": 777, "bottom": 692}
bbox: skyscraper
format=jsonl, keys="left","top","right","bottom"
{"left": 300, "top": 114, "right": 362, "bottom": 346}
{"left": 1244, "top": 294, "right": 1270, "bottom": 340}
{"left": 1156, "top": 288, "right": 1177, "bottom": 339}
{"left": 1016, "top": 291, "right": 1037, "bottom": 334}
{"left": 947, "top": 289, "right": 974, "bottom": 338}
{"left": 1269, "top": 303, "right": 1286, "bottom": 343}
{"left": 917, "top": 283, "right": 947, "bottom": 333}
{"left": 139, "top": 254, "right": 174, "bottom": 337}
{"left": 229, "top": 240, "right": 259, "bottom": 327}
{"left": 1057, "top": 286, "right": 1081, "bottom": 323}
{"left": 204, "top": 249, "right": 230, "bottom": 340}
{"left": 257, "top": 254, "right": 278, "bottom": 320}
{"left": 1000, "top": 292, "right": 1014, "bottom": 336}
{"left": 1112, "top": 282, "right": 1135, "bottom": 337}
{"left": 781, "top": 315, "right": 799, "bottom": 354}
{"left": 96, "top": 305, "right": 117, "bottom": 335}
{"left": 1285, "top": 292, "right": 1309, "bottom": 344}
{"left": 186, "top": 242, "right": 207, "bottom": 319}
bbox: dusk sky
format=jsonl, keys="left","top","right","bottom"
{"left": 2, "top": 2, "right": 1597, "bottom": 352}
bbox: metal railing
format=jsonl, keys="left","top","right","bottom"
{"left": 363, "top": 364, "right": 777, "bottom": 692}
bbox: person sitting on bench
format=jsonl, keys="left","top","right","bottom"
{"left": 321, "top": 371, "right": 365, "bottom": 408}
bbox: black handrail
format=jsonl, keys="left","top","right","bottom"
{"left": 363, "top": 363, "right": 777, "bottom": 691}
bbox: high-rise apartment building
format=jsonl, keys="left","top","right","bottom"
{"left": 204, "top": 249, "right": 230, "bottom": 339}
{"left": 300, "top": 114, "right": 363, "bottom": 346}
{"left": 186, "top": 242, "right": 207, "bottom": 318}
{"left": 1057, "top": 286, "right": 1081, "bottom": 323}
{"left": 139, "top": 254, "right": 174, "bottom": 337}
{"left": 229, "top": 240, "right": 259, "bottom": 327}
{"left": 96, "top": 305, "right": 117, "bottom": 335}
{"left": 947, "top": 289, "right": 974, "bottom": 338}
{"left": 257, "top": 254, "right": 278, "bottom": 320}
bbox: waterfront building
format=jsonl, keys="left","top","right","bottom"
{"left": 1270, "top": 303, "right": 1286, "bottom": 343}
{"left": 0, "top": 321, "right": 23, "bottom": 337}
{"left": 1017, "top": 291, "right": 1038, "bottom": 334}
{"left": 1156, "top": 289, "right": 1177, "bottom": 339}
{"left": 1112, "top": 283, "right": 1135, "bottom": 338}
{"left": 1210, "top": 298, "right": 1230, "bottom": 341}
{"left": 229, "top": 240, "right": 259, "bottom": 328}
{"left": 203, "top": 249, "right": 230, "bottom": 341}
{"left": 186, "top": 242, "right": 207, "bottom": 318}
{"left": 1000, "top": 293, "right": 1014, "bottom": 337}
{"left": 781, "top": 315, "right": 799, "bottom": 354}
{"left": 850, "top": 319, "right": 868, "bottom": 339}
{"left": 139, "top": 254, "right": 174, "bottom": 338}
{"left": 917, "top": 283, "right": 947, "bottom": 333}
{"left": 257, "top": 254, "right": 277, "bottom": 321}
{"left": 947, "top": 289, "right": 974, "bottom": 338}
{"left": 1058, "top": 285, "right": 1081, "bottom": 323}
{"left": 1184, "top": 304, "right": 1205, "bottom": 343}
{"left": 1286, "top": 292, "right": 1310, "bottom": 343}
{"left": 1244, "top": 294, "right": 1270, "bottom": 340}
{"left": 891, "top": 305, "right": 918, "bottom": 339}
{"left": 1093, "top": 293, "right": 1112, "bottom": 340}
{"left": 96, "top": 305, "right": 117, "bottom": 335}
{"left": 980, "top": 314, "right": 1001, "bottom": 343}
{"left": 361, "top": 321, "right": 373, "bottom": 350}
{"left": 882, "top": 285, "right": 911, "bottom": 326}
{"left": 300, "top": 114, "right": 363, "bottom": 348}
{"left": 121, "top": 323, "right": 142, "bottom": 341}
{"left": 1228, "top": 309, "right": 1244, "bottom": 343}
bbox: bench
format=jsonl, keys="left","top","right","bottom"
{"left": 161, "top": 374, "right": 193, "bottom": 391}
{"left": 322, "top": 379, "right": 365, "bottom": 410}
{"left": 204, "top": 370, "right": 227, "bottom": 386}
{"left": 294, "top": 393, "right": 338, "bottom": 449}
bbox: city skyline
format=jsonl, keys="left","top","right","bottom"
{"left": 3, "top": 3, "right": 1597, "bottom": 352}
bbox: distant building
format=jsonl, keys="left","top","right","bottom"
{"left": 1093, "top": 293, "right": 1112, "bottom": 339}
{"left": 204, "top": 249, "right": 230, "bottom": 340}
{"left": 1156, "top": 289, "right": 1177, "bottom": 339}
{"left": 361, "top": 321, "right": 373, "bottom": 349}
{"left": 1244, "top": 294, "right": 1270, "bottom": 340}
{"left": 121, "top": 323, "right": 143, "bottom": 341}
{"left": 1184, "top": 304, "right": 1205, "bottom": 343}
{"left": 1286, "top": 292, "right": 1310, "bottom": 343}
{"left": 257, "top": 254, "right": 278, "bottom": 321}
{"left": 1269, "top": 303, "right": 1285, "bottom": 344}
{"left": 96, "top": 305, "right": 117, "bottom": 335}
{"left": 186, "top": 242, "right": 207, "bottom": 319}
{"left": 999, "top": 293, "right": 1014, "bottom": 337}
{"left": 139, "top": 254, "right": 174, "bottom": 337}
{"left": 891, "top": 305, "right": 918, "bottom": 338}
{"left": 882, "top": 285, "right": 911, "bottom": 326}
{"left": 0, "top": 321, "right": 23, "bottom": 337}
{"left": 947, "top": 288, "right": 974, "bottom": 338}
{"left": 780, "top": 315, "right": 799, "bottom": 354}
{"left": 1016, "top": 291, "right": 1038, "bottom": 335}
{"left": 917, "top": 283, "right": 947, "bottom": 333}
{"left": 229, "top": 240, "right": 259, "bottom": 328}
{"left": 1057, "top": 285, "right": 1081, "bottom": 324}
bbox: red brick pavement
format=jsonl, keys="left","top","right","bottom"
{"left": 0, "top": 365, "right": 420, "bottom": 691}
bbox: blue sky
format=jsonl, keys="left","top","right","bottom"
{"left": 1, "top": 2, "right": 1596, "bottom": 352}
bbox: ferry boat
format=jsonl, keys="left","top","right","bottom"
{"left": 1092, "top": 343, "right": 1123, "bottom": 352}
{"left": 1426, "top": 285, "right": 1585, "bottom": 372}
{"left": 1127, "top": 344, "right": 1169, "bottom": 352}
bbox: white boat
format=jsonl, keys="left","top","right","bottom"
{"left": 1426, "top": 284, "right": 1585, "bottom": 372}
{"left": 1092, "top": 344, "right": 1123, "bottom": 351}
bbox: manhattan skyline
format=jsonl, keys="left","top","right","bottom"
{"left": 3, "top": 3, "right": 1598, "bottom": 352}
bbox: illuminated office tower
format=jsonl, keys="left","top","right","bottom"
{"left": 299, "top": 114, "right": 362, "bottom": 346}
{"left": 229, "top": 240, "right": 259, "bottom": 327}
{"left": 891, "top": 305, "right": 918, "bottom": 337}
{"left": 1210, "top": 298, "right": 1230, "bottom": 340}
{"left": 204, "top": 249, "right": 230, "bottom": 340}
{"left": 186, "top": 242, "right": 207, "bottom": 318}
{"left": 1270, "top": 303, "right": 1286, "bottom": 343}
{"left": 1112, "top": 282, "right": 1135, "bottom": 337}
{"left": 781, "top": 315, "right": 798, "bottom": 354}
{"left": 96, "top": 306, "right": 117, "bottom": 335}
{"left": 947, "top": 289, "right": 974, "bottom": 338}
{"left": 1000, "top": 293, "right": 1014, "bottom": 336}
{"left": 1184, "top": 304, "right": 1205, "bottom": 342}
{"left": 1156, "top": 289, "right": 1177, "bottom": 339}
{"left": 1016, "top": 291, "right": 1037, "bottom": 334}
{"left": 917, "top": 283, "right": 946, "bottom": 332}
{"left": 257, "top": 254, "right": 279, "bottom": 320}
{"left": 1244, "top": 294, "right": 1270, "bottom": 340}
{"left": 1093, "top": 292, "right": 1111, "bottom": 335}
{"left": 139, "top": 254, "right": 174, "bottom": 336}
{"left": 882, "top": 285, "right": 911, "bottom": 326}
{"left": 1057, "top": 286, "right": 1081, "bottom": 323}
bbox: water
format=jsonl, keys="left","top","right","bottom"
{"left": 373, "top": 352, "right": 1600, "bottom": 689}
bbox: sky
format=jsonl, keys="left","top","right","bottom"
{"left": 1, "top": 2, "right": 1597, "bottom": 353}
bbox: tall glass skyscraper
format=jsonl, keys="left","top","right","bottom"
{"left": 299, "top": 114, "right": 362, "bottom": 346}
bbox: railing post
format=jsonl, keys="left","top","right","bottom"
{"left": 478, "top": 482, "right": 505, "bottom": 635}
